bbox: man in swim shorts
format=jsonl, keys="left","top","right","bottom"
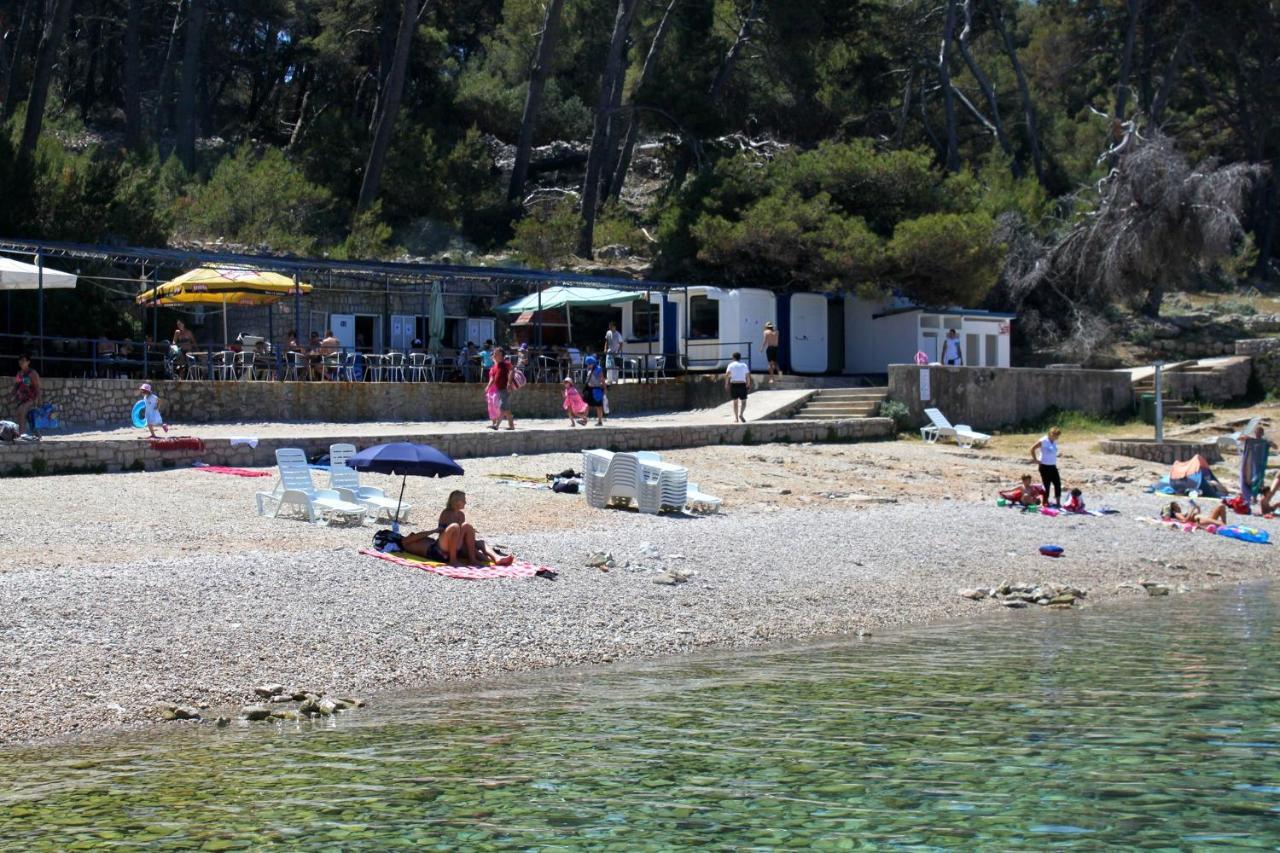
{"left": 762, "top": 322, "right": 780, "bottom": 383}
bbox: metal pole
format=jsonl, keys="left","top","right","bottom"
{"left": 36, "top": 251, "right": 44, "bottom": 372}
{"left": 294, "top": 271, "right": 302, "bottom": 340}
{"left": 536, "top": 284, "right": 543, "bottom": 349}
{"left": 1154, "top": 362, "right": 1164, "bottom": 443}
{"left": 683, "top": 284, "right": 689, "bottom": 370}
{"left": 140, "top": 263, "right": 149, "bottom": 379}
{"left": 384, "top": 273, "right": 390, "bottom": 353}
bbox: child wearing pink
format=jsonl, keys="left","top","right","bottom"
{"left": 563, "top": 377, "right": 588, "bottom": 426}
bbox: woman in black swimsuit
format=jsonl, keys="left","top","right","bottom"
{"left": 400, "top": 525, "right": 465, "bottom": 564}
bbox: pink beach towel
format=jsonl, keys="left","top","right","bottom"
{"left": 194, "top": 465, "right": 272, "bottom": 478}
{"left": 359, "top": 547, "right": 556, "bottom": 580}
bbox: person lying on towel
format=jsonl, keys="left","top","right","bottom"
{"left": 1000, "top": 474, "right": 1045, "bottom": 506}
{"left": 403, "top": 490, "right": 515, "bottom": 566}
{"left": 1161, "top": 500, "right": 1228, "bottom": 530}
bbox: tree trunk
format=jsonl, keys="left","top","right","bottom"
{"left": 78, "top": 10, "right": 101, "bottom": 120}
{"left": 937, "top": 0, "right": 961, "bottom": 172}
{"left": 17, "top": 0, "right": 75, "bottom": 163}
{"left": 1253, "top": 161, "right": 1278, "bottom": 282}
{"left": 1149, "top": 32, "right": 1187, "bottom": 125}
{"left": 708, "top": 0, "right": 759, "bottom": 104}
{"left": 175, "top": 0, "right": 207, "bottom": 170}
{"left": 986, "top": 0, "right": 1046, "bottom": 186}
{"left": 955, "top": 0, "right": 1019, "bottom": 175}
{"left": 605, "top": 0, "right": 678, "bottom": 203}
{"left": 576, "top": 0, "right": 637, "bottom": 258}
{"left": 0, "top": 0, "right": 32, "bottom": 119}
{"left": 1114, "top": 0, "right": 1143, "bottom": 125}
{"left": 154, "top": 0, "right": 184, "bottom": 142}
{"left": 1141, "top": 281, "right": 1164, "bottom": 318}
{"left": 507, "top": 0, "right": 565, "bottom": 203}
{"left": 596, "top": 36, "right": 633, "bottom": 203}
{"left": 357, "top": 0, "right": 420, "bottom": 212}
{"left": 893, "top": 67, "right": 914, "bottom": 148}
{"left": 123, "top": 0, "right": 142, "bottom": 148}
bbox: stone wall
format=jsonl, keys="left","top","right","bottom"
{"left": 887, "top": 365, "right": 1134, "bottom": 431}
{"left": 1099, "top": 438, "right": 1222, "bottom": 465}
{"left": 37, "top": 377, "right": 690, "bottom": 427}
{"left": 1161, "top": 357, "right": 1252, "bottom": 404}
{"left": 1236, "top": 338, "right": 1280, "bottom": 394}
{"left": 0, "top": 417, "right": 895, "bottom": 476}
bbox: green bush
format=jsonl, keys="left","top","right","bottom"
{"left": 174, "top": 145, "right": 335, "bottom": 253}
{"left": 510, "top": 197, "right": 580, "bottom": 267}
{"left": 878, "top": 398, "right": 911, "bottom": 431}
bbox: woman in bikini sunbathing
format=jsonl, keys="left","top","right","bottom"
{"left": 1162, "top": 500, "right": 1229, "bottom": 529}
{"left": 436, "top": 490, "right": 514, "bottom": 566}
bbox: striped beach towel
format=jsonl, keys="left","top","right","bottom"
{"left": 359, "top": 547, "right": 556, "bottom": 580}
{"left": 194, "top": 465, "right": 271, "bottom": 477}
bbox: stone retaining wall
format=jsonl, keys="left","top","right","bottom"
{"left": 1236, "top": 338, "right": 1280, "bottom": 394}
{"left": 37, "top": 377, "right": 690, "bottom": 427}
{"left": 1161, "top": 357, "right": 1253, "bottom": 404}
{"left": 0, "top": 417, "right": 895, "bottom": 477}
{"left": 1098, "top": 438, "right": 1222, "bottom": 465}
{"left": 887, "top": 365, "right": 1134, "bottom": 431}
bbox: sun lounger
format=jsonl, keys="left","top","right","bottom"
{"left": 327, "top": 443, "right": 412, "bottom": 523}
{"left": 685, "top": 481, "right": 722, "bottom": 514}
{"left": 256, "top": 448, "right": 368, "bottom": 524}
{"left": 920, "top": 408, "right": 990, "bottom": 448}
{"left": 1217, "top": 416, "right": 1261, "bottom": 454}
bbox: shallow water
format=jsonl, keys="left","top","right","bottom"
{"left": 2, "top": 584, "right": 1277, "bottom": 850}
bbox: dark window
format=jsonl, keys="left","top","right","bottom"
{"left": 631, "top": 302, "right": 659, "bottom": 341}
{"left": 689, "top": 296, "right": 719, "bottom": 339}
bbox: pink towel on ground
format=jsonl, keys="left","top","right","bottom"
{"left": 359, "top": 547, "right": 556, "bottom": 580}
{"left": 194, "top": 466, "right": 272, "bottom": 477}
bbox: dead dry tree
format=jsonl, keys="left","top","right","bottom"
{"left": 1005, "top": 127, "right": 1265, "bottom": 357}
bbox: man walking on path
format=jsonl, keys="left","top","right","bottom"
{"left": 942, "top": 328, "right": 963, "bottom": 366}
{"left": 605, "top": 322, "right": 624, "bottom": 383}
{"left": 725, "top": 351, "right": 753, "bottom": 423}
{"left": 762, "top": 322, "right": 780, "bottom": 383}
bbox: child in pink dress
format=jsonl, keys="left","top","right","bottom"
{"left": 563, "top": 376, "right": 588, "bottom": 426}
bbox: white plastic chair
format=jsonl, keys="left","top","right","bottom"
{"left": 582, "top": 449, "right": 614, "bottom": 509}
{"left": 383, "top": 352, "right": 406, "bottom": 382}
{"left": 255, "top": 448, "right": 367, "bottom": 523}
{"left": 327, "top": 443, "right": 412, "bottom": 522}
{"left": 638, "top": 459, "right": 688, "bottom": 514}
{"left": 920, "top": 408, "right": 990, "bottom": 448}
{"left": 283, "top": 351, "right": 306, "bottom": 381}
{"left": 408, "top": 352, "right": 430, "bottom": 381}
{"left": 605, "top": 452, "right": 642, "bottom": 508}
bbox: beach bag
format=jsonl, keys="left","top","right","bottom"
{"left": 603, "top": 393, "right": 610, "bottom": 415}
{"left": 511, "top": 367, "right": 527, "bottom": 390}
{"left": 1225, "top": 494, "right": 1251, "bottom": 515}
{"left": 485, "top": 387, "right": 502, "bottom": 420}
{"left": 372, "top": 529, "right": 403, "bottom": 551}
{"left": 0, "top": 420, "right": 18, "bottom": 442}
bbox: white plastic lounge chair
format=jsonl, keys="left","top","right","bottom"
{"left": 256, "top": 448, "right": 367, "bottom": 524}
{"left": 686, "top": 482, "right": 722, "bottom": 514}
{"left": 920, "top": 408, "right": 989, "bottom": 448}
{"left": 327, "top": 443, "right": 412, "bottom": 523}
{"left": 1218, "top": 416, "right": 1261, "bottom": 454}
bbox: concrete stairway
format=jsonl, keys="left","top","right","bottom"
{"left": 792, "top": 386, "right": 889, "bottom": 420}
{"left": 1131, "top": 375, "right": 1211, "bottom": 423}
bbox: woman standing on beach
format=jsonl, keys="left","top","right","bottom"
{"left": 1031, "top": 426, "right": 1063, "bottom": 508}
{"left": 11, "top": 354, "right": 41, "bottom": 438}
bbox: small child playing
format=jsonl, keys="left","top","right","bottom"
{"left": 138, "top": 383, "right": 169, "bottom": 437}
{"left": 563, "top": 376, "right": 588, "bottom": 426}
{"left": 999, "top": 473, "right": 1045, "bottom": 507}
{"left": 1062, "top": 487, "right": 1086, "bottom": 513}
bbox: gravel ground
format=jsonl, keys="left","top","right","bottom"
{"left": 1, "top": 436, "right": 1276, "bottom": 746}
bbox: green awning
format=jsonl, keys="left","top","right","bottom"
{"left": 496, "top": 285, "right": 644, "bottom": 314}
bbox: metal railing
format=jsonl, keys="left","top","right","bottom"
{"left": 683, "top": 340, "right": 754, "bottom": 370}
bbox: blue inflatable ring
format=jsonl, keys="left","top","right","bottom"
{"left": 131, "top": 399, "right": 147, "bottom": 429}
{"left": 1038, "top": 544, "right": 1064, "bottom": 557}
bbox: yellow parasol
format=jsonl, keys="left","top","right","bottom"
{"left": 136, "top": 267, "right": 312, "bottom": 347}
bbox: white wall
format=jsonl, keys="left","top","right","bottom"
{"left": 963, "top": 318, "right": 1012, "bottom": 367}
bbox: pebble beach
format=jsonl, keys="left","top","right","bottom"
{"left": 1, "top": 433, "right": 1276, "bottom": 746}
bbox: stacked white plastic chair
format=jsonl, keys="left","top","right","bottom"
{"left": 582, "top": 449, "right": 614, "bottom": 509}
{"left": 637, "top": 459, "right": 688, "bottom": 514}
{"left": 605, "top": 452, "right": 642, "bottom": 508}
{"left": 327, "top": 443, "right": 412, "bottom": 522}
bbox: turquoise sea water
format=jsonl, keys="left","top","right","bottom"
{"left": 1, "top": 584, "right": 1277, "bottom": 850}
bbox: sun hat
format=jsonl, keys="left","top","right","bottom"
{"left": 139, "top": 383, "right": 152, "bottom": 393}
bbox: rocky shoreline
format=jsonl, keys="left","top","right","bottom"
{"left": 2, "top": 439, "right": 1277, "bottom": 748}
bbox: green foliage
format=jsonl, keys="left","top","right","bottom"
{"left": 174, "top": 146, "right": 336, "bottom": 253}
{"left": 878, "top": 399, "right": 911, "bottom": 431}
{"left": 887, "top": 212, "right": 1004, "bottom": 306}
{"left": 331, "top": 202, "right": 397, "bottom": 260}
{"left": 510, "top": 197, "right": 580, "bottom": 267}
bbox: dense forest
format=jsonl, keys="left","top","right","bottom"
{"left": 0, "top": 0, "right": 1276, "bottom": 351}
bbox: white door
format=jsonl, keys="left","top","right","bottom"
{"left": 788, "top": 293, "right": 828, "bottom": 373}
{"left": 330, "top": 314, "right": 356, "bottom": 350}
{"left": 920, "top": 331, "right": 939, "bottom": 364}
{"left": 466, "top": 318, "right": 495, "bottom": 346}
{"left": 390, "top": 315, "right": 415, "bottom": 351}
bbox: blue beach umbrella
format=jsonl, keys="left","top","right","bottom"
{"left": 346, "top": 442, "right": 465, "bottom": 533}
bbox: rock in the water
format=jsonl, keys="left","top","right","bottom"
{"left": 316, "top": 698, "right": 339, "bottom": 715}
{"left": 298, "top": 698, "right": 320, "bottom": 715}
{"left": 254, "top": 683, "right": 286, "bottom": 699}
{"left": 174, "top": 705, "right": 201, "bottom": 721}
{"left": 290, "top": 690, "right": 311, "bottom": 701}
{"left": 999, "top": 598, "right": 1028, "bottom": 608}
{"left": 337, "top": 696, "right": 367, "bottom": 708}
{"left": 958, "top": 588, "right": 987, "bottom": 600}
{"left": 270, "top": 709, "right": 300, "bottom": 721}
{"left": 214, "top": 716, "right": 231, "bottom": 728}
{"left": 1143, "top": 582, "right": 1171, "bottom": 597}
{"left": 241, "top": 705, "right": 272, "bottom": 721}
